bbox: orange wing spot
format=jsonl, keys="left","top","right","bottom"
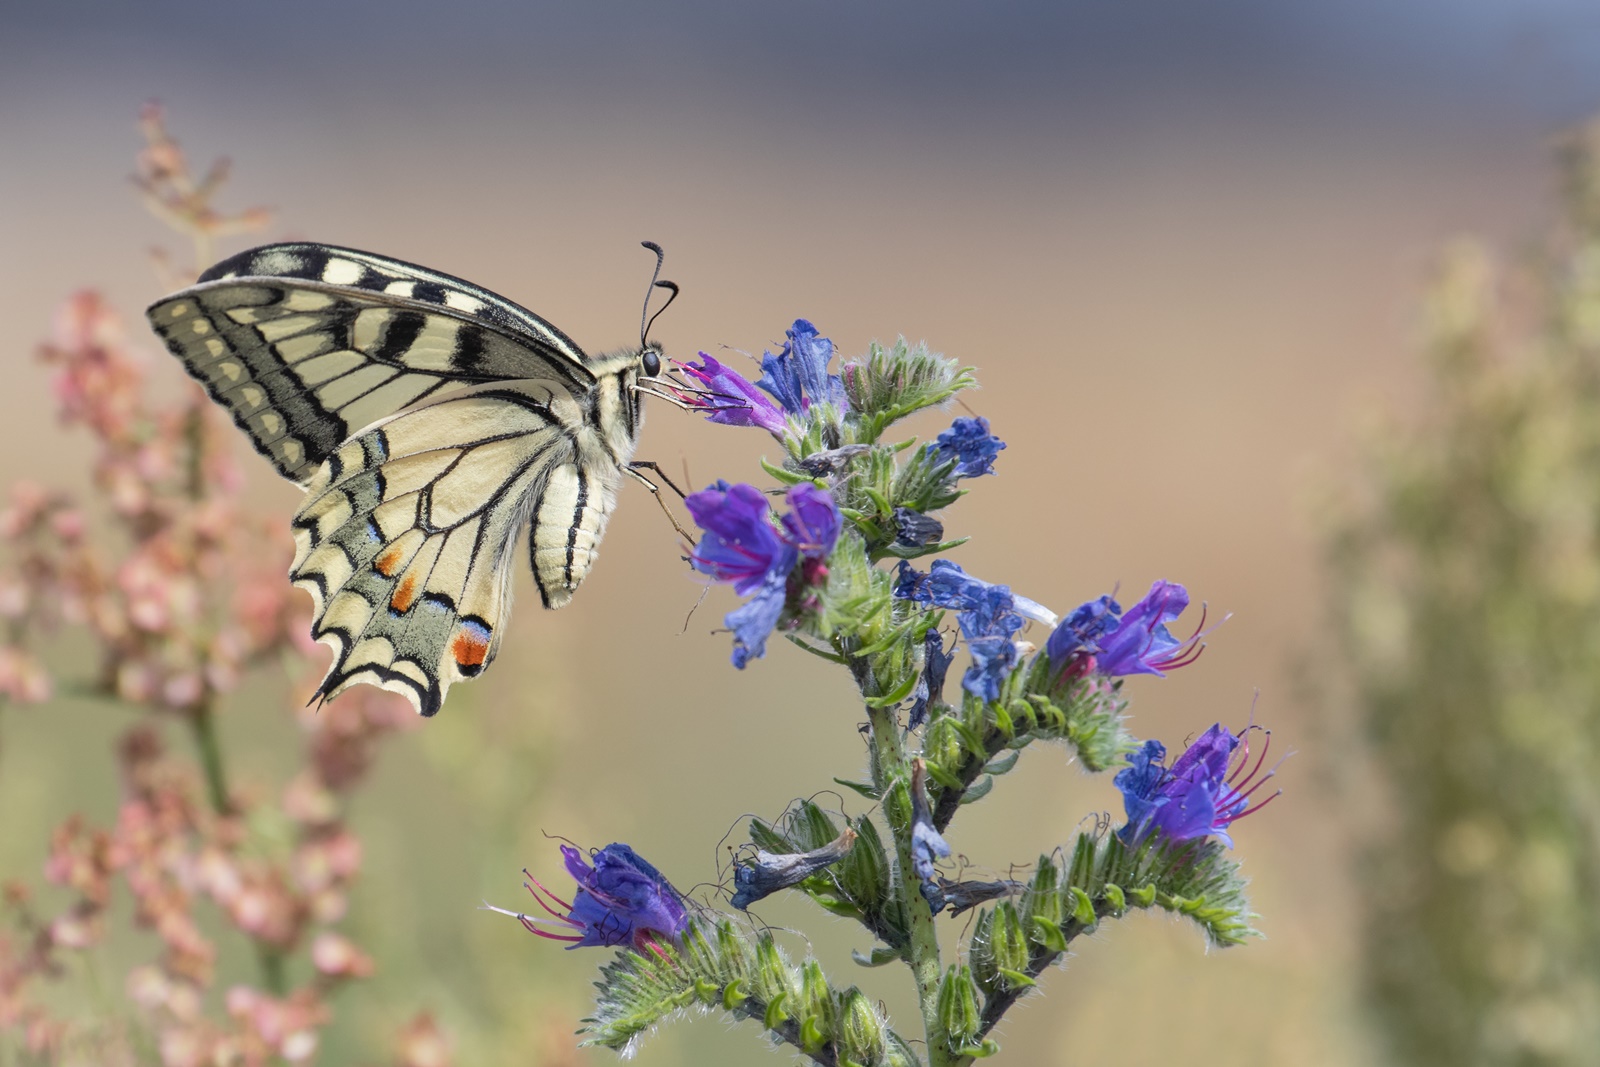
{"left": 375, "top": 545, "right": 405, "bottom": 577}
{"left": 390, "top": 573, "right": 419, "bottom": 613}
{"left": 454, "top": 627, "right": 489, "bottom": 668}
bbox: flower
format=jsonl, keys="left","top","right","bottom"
{"left": 909, "top": 761, "right": 951, "bottom": 910}
{"left": 757, "top": 320, "right": 845, "bottom": 414}
{"left": 932, "top": 416, "right": 1006, "bottom": 478}
{"left": 907, "top": 629, "right": 953, "bottom": 729}
{"left": 962, "top": 634, "right": 1018, "bottom": 704}
{"left": 671, "top": 354, "right": 787, "bottom": 434}
{"left": 1114, "top": 724, "right": 1281, "bottom": 847}
{"left": 731, "top": 827, "right": 857, "bottom": 910}
{"left": 1047, "top": 580, "right": 1207, "bottom": 678}
{"left": 493, "top": 843, "right": 688, "bottom": 950}
{"left": 686, "top": 482, "right": 795, "bottom": 596}
{"left": 893, "top": 560, "right": 1054, "bottom": 701}
{"left": 687, "top": 481, "right": 842, "bottom": 668}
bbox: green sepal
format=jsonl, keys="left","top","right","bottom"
{"left": 800, "top": 1017, "right": 828, "bottom": 1053}
{"left": 923, "top": 760, "right": 965, "bottom": 791}
{"left": 723, "top": 979, "right": 749, "bottom": 1010}
{"left": 833, "top": 777, "right": 881, "bottom": 800}
{"left": 871, "top": 537, "right": 971, "bottom": 562}
{"left": 862, "top": 669, "right": 920, "bottom": 708}
{"left": 852, "top": 946, "right": 904, "bottom": 967}
{"left": 764, "top": 991, "right": 790, "bottom": 1030}
{"left": 955, "top": 1039, "right": 1002, "bottom": 1058}
{"left": 759, "top": 457, "right": 811, "bottom": 485}
{"left": 1129, "top": 884, "right": 1156, "bottom": 908}
{"left": 1068, "top": 886, "right": 1097, "bottom": 927}
{"left": 1102, "top": 883, "right": 1127, "bottom": 915}
{"left": 1031, "top": 916, "right": 1068, "bottom": 953}
{"left": 996, "top": 969, "right": 1037, "bottom": 989}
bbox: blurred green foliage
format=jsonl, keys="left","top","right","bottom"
{"left": 1326, "top": 120, "right": 1600, "bottom": 1065}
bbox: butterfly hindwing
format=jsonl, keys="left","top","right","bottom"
{"left": 288, "top": 381, "right": 624, "bottom": 715}
{"left": 145, "top": 243, "right": 596, "bottom": 484}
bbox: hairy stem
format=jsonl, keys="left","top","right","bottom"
{"left": 866, "top": 701, "right": 951, "bottom": 1067}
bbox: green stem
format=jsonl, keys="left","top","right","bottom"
{"left": 188, "top": 700, "right": 230, "bottom": 816}
{"left": 187, "top": 701, "right": 288, "bottom": 995}
{"left": 866, "top": 702, "right": 952, "bottom": 1067}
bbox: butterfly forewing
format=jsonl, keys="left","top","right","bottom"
{"left": 147, "top": 242, "right": 650, "bottom": 717}
{"left": 147, "top": 243, "right": 595, "bottom": 483}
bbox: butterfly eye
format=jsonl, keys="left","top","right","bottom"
{"left": 641, "top": 350, "right": 662, "bottom": 377}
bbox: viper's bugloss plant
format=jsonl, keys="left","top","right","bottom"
{"left": 499, "top": 324, "right": 1283, "bottom": 1065}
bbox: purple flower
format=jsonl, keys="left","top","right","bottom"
{"left": 780, "top": 482, "right": 843, "bottom": 564}
{"left": 1114, "top": 724, "right": 1280, "bottom": 848}
{"left": 932, "top": 416, "right": 1006, "bottom": 478}
{"left": 1097, "top": 580, "right": 1203, "bottom": 677}
{"left": 687, "top": 481, "right": 842, "bottom": 668}
{"left": 1046, "top": 580, "right": 1206, "bottom": 679}
{"left": 671, "top": 353, "right": 786, "bottom": 434}
{"left": 758, "top": 319, "right": 846, "bottom": 414}
{"left": 495, "top": 843, "right": 688, "bottom": 951}
{"left": 687, "top": 482, "right": 796, "bottom": 595}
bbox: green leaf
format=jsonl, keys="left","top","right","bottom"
{"left": 959, "top": 775, "right": 994, "bottom": 804}
{"left": 852, "top": 946, "right": 904, "bottom": 967}
{"left": 833, "top": 777, "right": 881, "bottom": 800}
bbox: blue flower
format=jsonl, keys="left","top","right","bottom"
{"left": 932, "top": 416, "right": 1006, "bottom": 478}
{"left": 1114, "top": 724, "right": 1280, "bottom": 847}
{"left": 672, "top": 353, "right": 786, "bottom": 435}
{"left": 893, "top": 560, "right": 1054, "bottom": 701}
{"left": 687, "top": 481, "right": 842, "bottom": 668}
{"left": 496, "top": 843, "right": 688, "bottom": 951}
{"left": 758, "top": 319, "right": 846, "bottom": 414}
{"left": 731, "top": 828, "right": 857, "bottom": 910}
{"left": 963, "top": 633, "right": 1018, "bottom": 704}
{"left": 907, "top": 628, "right": 954, "bottom": 729}
{"left": 910, "top": 760, "right": 951, "bottom": 910}
{"left": 1046, "top": 580, "right": 1206, "bottom": 679}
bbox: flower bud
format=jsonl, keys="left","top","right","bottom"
{"left": 937, "top": 965, "right": 981, "bottom": 1046}
{"left": 797, "top": 960, "right": 836, "bottom": 1051}
{"left": 835, "top": 987, "right": 888, "bottom": 1067}
{"left": 989, "top": 902, "right": 1035, "bottom": 991}
{"left": 1020, "top": 857, "right": 1067, "bottom": 953}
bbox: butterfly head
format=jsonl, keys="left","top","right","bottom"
{"left": 639, "top": 343, "right": 663, "bottom": 378}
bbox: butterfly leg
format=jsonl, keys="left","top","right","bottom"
{"left": 625, "top": 461, "right": 697, "bottom": 545}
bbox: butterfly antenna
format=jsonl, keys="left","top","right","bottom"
{"left": 639, "top": 240, "right": 680, "bottom": 346}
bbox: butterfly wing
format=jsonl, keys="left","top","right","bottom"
{"left": 145, "top": 243, "right": 596, "bottom": 484}
{"left": 290, "top": 379, "right": 626, "bottom": 716}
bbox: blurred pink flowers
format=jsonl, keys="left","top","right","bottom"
{"left": 0, "top": 107, "right": 457, "bottom": 1067}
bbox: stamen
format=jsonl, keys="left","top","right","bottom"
{"left": 522, "top": 868, "right": 573, "bottom": 910}
{"left": 1229, "top": 729, "right": 1271, "bottom": 786}
{"left": 480, "top": 902, "right": 584, "bottom": 941}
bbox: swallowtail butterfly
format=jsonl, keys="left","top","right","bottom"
{"left": 146, "top": 242, "right": 677, "bottom": 716}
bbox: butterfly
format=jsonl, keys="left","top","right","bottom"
{"left": 146, "top": 241, "right": 680, "bottom": 716}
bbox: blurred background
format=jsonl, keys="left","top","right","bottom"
{"left": 7, "top": 2, "right": 1600, "bottom": 1064}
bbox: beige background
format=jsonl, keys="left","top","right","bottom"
{"left": 5, "top": 3, "right": 1600, "bottom": 1063}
